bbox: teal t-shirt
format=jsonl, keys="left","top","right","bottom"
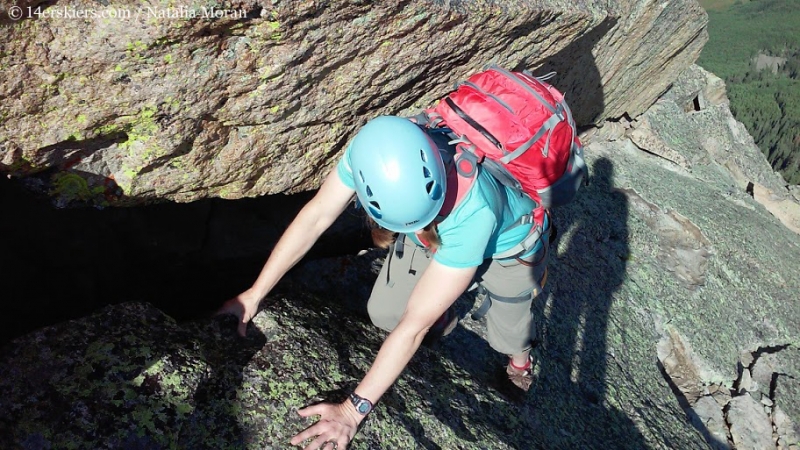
{"left": 337, "top": 140, "right": 538, "bottom": 268}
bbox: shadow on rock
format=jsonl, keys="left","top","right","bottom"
{"left": 525, "top": 156, "right": 645, "bottom": 448}
{"left": 177, "top": 315, "right": 268, "bottom": 449}
{"left": 522, "top": 16, "right": 618, "bottom": 127}
{"left": 0, "top": 303, "right": 267, "bottom": 449}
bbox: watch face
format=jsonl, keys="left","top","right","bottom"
{"left": 350, "top": 394, "right": 373, "bottom": 415}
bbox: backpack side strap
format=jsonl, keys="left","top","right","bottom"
{"left": 493, "top": 225, "right": 542, "bottom": 260}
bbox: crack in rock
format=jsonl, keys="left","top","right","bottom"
{"left": 626, "top": 116, "right": 693, "bottom": 170}
{"left": 657, "top": 327, "right": 799, "bottom": 449}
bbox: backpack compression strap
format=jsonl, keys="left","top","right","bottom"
{"left": 489, "top": 66, "right": 572, "bottom": 161}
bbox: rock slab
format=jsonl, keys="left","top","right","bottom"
{"left": 0, "top": 0, "right": 706, "bottom": 206}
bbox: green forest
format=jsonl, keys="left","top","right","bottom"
{"left": 697, "top": 0, "right": 800, "bottom": 184}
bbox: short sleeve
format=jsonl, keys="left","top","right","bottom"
{"left": 433, "top": 208, "right": 496, "bottom": 268}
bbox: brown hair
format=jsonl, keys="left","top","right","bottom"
{"left": 367, "top": 218, "right": 441, "bottom": 252}
{"left": 369, "top": 222, "right": 396, "bottom": 249}
{"left": 416, "top": 222, "right": 441, "bottom": 251}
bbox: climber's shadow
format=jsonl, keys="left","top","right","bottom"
{"left": 527, "top": 156, "right": 643, "bottom": 448}
{"left": 407, "top": 156, "right": 646, "bottom": 449}
{"left": 281, "top": 157, "right": 647, "bottom": 449}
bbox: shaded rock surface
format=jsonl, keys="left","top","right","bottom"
{"left": 0, "top": 0, "right": 706, "bottom": 206}
{"left": 0, "top": 173, "right": 372, "bottom": 344}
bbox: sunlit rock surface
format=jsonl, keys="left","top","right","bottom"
{"left": 0, "top": 0, "right": 705, "bottom": 206}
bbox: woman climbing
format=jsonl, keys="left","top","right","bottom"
{"left": 218, "top": 115, "right": 551, "bottom": 450}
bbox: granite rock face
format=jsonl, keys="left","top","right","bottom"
{"left": 610, "top": 64, "right": 800, "bottom": 235}
{"left": 0, "top": 0, "right": 706, "bottom": 206}
{"left": 584, "top": 64, "right": 800, "bottom": 449}
{"left": 3, "top": 65, "right": 800, "bottom": 449}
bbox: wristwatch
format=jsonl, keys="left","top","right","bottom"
{"left": 349, "top": 392, "right": 374, "bottom": 415}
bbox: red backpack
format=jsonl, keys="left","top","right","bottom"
{"left": 414, "top": 65, "right": 587, "bottom": 239}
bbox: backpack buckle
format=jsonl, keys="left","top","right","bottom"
{"left": 453, "top": 149, "right": 480, "bottom": 178}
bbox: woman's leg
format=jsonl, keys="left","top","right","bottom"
{"left": 367, "top": 237, "right": 433, "bottom": 332}
{"left": 474, "top": 234, "right": 550, "bottom": 389}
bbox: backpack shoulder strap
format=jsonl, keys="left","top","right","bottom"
{"left": 436, "top": 153, "right": 477, "bottom": 222}
{"left": 410, "top": 116, "right": 479, "bottom": 222}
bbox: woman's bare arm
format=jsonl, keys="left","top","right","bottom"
{"left": 291, "top": 260, "right": 477, "bottom": 449}
{"left": 219, "top": 170, "right": 356, "bottom": 335}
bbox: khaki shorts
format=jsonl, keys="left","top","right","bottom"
{"left": 366, "top": 230, "right": 549, "bottom": 355}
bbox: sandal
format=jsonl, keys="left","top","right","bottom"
{"left": 506, "top": 353, "right": 535, "bottom": 391}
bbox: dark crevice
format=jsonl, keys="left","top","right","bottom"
{"left": 770, "top": 372, "right": 780, "bottom": 401}
{"left": 656, "top": 360, "right": 693, "bottom": 411}
{"left": 770, "top": 372, "right": 797, "bottom": 400}
{"left": 610, "top": 112, "right": 634, "bottom": 123}
{"left": 692, "top": 96, "right": 702, "bottom": 112}
{"left": 733, "top": 359, "right": 750, "bottom": 394}
{"left": 242, "top": 6, "right": 263, "bottom": 20}
{"left": 629, "top": 140, "right": 682, "bottom": 167}
{"left": 734, "top": 344, "right": 791, "bottom": 393}
{"left": 750, "top": 344, "right": 791, "bottom": 365}
{"left": 722, "top": 401, "right": 733, "bottom": 438}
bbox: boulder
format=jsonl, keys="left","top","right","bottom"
{"left": 726, "top": 395, "right": 775, "bottom": 450}
{"left": 0, "top": 0, "right": 706, "bottom": 206}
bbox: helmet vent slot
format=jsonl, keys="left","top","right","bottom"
{"left": 423, "top": 167, "right": 431, "bottom": 179}
{"left": 426, "top": 181, "right": 443, "bottom": 200}
{"left": 368, "top": 205, "right": 382, "bottom": 219}
{"left": 366, "top": 185, "right": 373, "bottom": 197}
{"left": 369, "top": 201, "right": 381, "bottom": 210}
{"left": 419, "top": 149, "right": 427, "bottom": 162}
{"left": 359, "top": 171, "right": 366, "bottom": 183}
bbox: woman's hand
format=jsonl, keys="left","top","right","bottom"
{"left": 290, "top": 401, "right": 361, "bottom": 450}
{"left": 216, "top": 288, "right": 263, "bottom": 337}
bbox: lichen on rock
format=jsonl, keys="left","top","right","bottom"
{"left": 0, "top": 0, "right": 706, "bottom": 206}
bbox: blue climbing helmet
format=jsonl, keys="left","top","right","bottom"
{"left": 349, "top": 116, "right": 447, "bottom": 233}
